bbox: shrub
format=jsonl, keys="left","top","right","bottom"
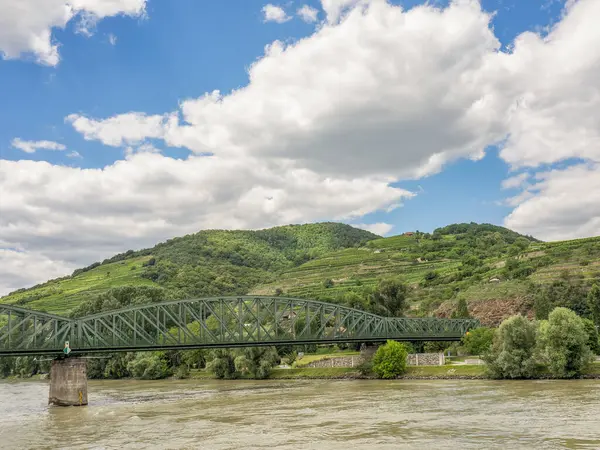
{"left": 372, "top": 340, "right": 408, "bottom": 379}
{"left": 483, "top": 315, "right": 538, "bottom": 379}
{"left": 461, "top": 327, "right": 495, "bottom": 356}
{"left": 536, "top": 307, "right": 593, "bottom": 378}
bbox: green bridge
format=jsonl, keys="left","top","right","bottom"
{"left": 0, "top": 296, "right": 479, "bottom": 357}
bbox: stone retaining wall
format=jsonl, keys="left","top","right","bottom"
{"left": 302, "top": 352, "right": 445, "bottom": 368}
{"left": 304, "top": 356, "right": 360, "bottom": 368}
{"left": 407, "top": 353, "right": 445, "bottom": 366}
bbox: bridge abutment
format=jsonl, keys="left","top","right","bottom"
{"left": 48, "top": 358, "right": 88, "bottom": 407}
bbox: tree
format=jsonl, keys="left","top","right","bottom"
{"left": 371, "top": 277, "right": 409, "bottom": 317}
{"left": 582, "top": 318, "right": 600, "bottom": 355}
{"left": 206, "top": 349, "right": 238, "bottom": 379}
{"left": 483, "top": 315, "right": 538, "bottom": 379}
{"left": 461, "top": 327, "right": 495, "bottom": 355}
{"left": 536, "top": 307, "right": 593, "bottom": 378}
{"left": 234, "top": 347, "right": 278, "bottom": 379}
{"left": 127, "top": 352, "right": 170, "bottom": 380}
{"left": 451, "top": 298, "right": 470, "bottom": 319}
{"left": 588, "top": 284, "right": 600, "bottom": 326}
{"left": 372, "top": 340, "right": 408, "bottom": 379}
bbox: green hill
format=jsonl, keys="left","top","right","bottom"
{"left": 2, "top": 222, "right": 599, "bottom": 325}
{"left": 0, "top": 222, "right": 378, "bottom": 314}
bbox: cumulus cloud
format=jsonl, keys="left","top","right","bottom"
{"left": 122, "top": 0, "right": 506, "bottom": 181}
{"left": 297, "top": 5, "right": 319, "bottom": 23}
{"left": 504, "top": 164, "right": 600, "bottom": 241}
{"left": 319, "top": 0, "right": 370, "bottom": 24}
{"left": 0, "top": 0, "right": 146, "bottom": 65}
{"left": 0, "top": 248, "right": 75, "bottom": 296}
{"left": 501, "top": 172, "right": 530, "bottom": 190}
{"left": 354, "top": 222, "right": 394, "bottom": 236}
{"left": 497, "top": 0, "right": 600, "bottom": 169}
{"left": 262, "top": 4, "right": 291, "bottom": 23}
{"left": 11, "top": 138, "right": 66, "bottom": 153}
{"left": 66, "top": 112, "right": 169, "bottom": 146}
{"left": 495, "top": 0, "right": 600, "bottom": 239}
{"left": 0, "top": 154, "right": 411, "bottom": 295}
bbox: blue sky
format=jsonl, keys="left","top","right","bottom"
{"left": 0, "top": 0, "right": 568, "bottom": 223}
{"left": 0, "top": 0, "right": 598, "bottom": 293}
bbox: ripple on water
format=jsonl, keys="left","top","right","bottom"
{"left": 2, "top": 379, "right": 600, "bottom": 450}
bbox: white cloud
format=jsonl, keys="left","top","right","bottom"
{"left": 66, "top": 112, "right": 169, "bottom": 146}
{"left": 11, "top": 138, "right": 66, "bottom": 153}
{"left": 297, "top": 5, "right": 319, "bottom": 23}
{"left": 0, "top": 0, "right": 146, "bottom": 66}
{"left": 108, "top": 33, "right": 117, "bottom": 45}
{"left": 0, "top": 248, "right": 75, "bottom": 297}
{"left": 501, "top": 172, "right": 529, "bottom": 190}
{"left": 320, "top": 0, "right": 369, "bottom": 24}
{"left": 497, "top": 0, "right": 600, "bottom": 169}
{"left": 504, "top": 164, "right": 600, "bottom": 241}
{"left": 354, "top": 222, "right": 393, "bottom": 236}
{"left": 0, "top": 154, "right": 412, "bottom": 294}
{"left": 130, "top": 0, "right": 506, "bottom": 181}
{"left": 66, "top": 151, "right": 82, "bottom": 158}
{"left": 262, "top": 4, "right": 291, "bottom": 23}
{"left": 496, "top": 0, "right": 600, "bottom": 239}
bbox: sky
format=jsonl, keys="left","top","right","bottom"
{"left": 0, "top": 0, "right": 599, "bottom": 295}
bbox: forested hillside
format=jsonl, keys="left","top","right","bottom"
{"left": 1, "top": 222, "right": 378, "bottom": 314}
{"left": 2, "top": 221, "right": 599, "bottom": 326}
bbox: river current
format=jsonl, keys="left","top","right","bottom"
{"left": 1, "top": 378, "right": 599, "bottom": 449}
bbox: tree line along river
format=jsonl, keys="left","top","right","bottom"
{"left": 1, "top": 378, "right": 599, "bottom": 449}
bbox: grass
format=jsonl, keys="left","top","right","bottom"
{"left": 1, "top": 255, "right": 156, "bottom": 315}
{"left": 404, "top": 365, "right": 486, "bottom": 377}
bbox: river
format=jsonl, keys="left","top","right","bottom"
{"left": 1, "top": 379, "right": 599, "bottom": 449}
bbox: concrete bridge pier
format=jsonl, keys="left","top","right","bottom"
{"left": 48, "top": 358, "right": 88, "bottom": 406}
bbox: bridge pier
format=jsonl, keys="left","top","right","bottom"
{"left": 48, "top": 358, "right": 88, "bottom": 407}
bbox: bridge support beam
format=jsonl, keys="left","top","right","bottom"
{"left": 49, "top": 358, "right": 88, "bottom": 407}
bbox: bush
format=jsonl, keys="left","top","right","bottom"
{"left": 372, "top": 340, "right": 408, "bottom": 379}
{"left": 536, "top": 307, "right": 593, "bottom": 378}
{"left": 174, "top": 364, "right": 190, "bottom": 379}
{"left": 127, "top": 353, "right": 170, "bottom": 380}
{"left": 483, "top": 315, "right": 538, "bottom": 379}
{"left": 461, "top": 327, "right": 495, "bottom": 356}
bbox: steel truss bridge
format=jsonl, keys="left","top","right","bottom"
{"left": 0, "top": 297, "right": 479, "bottom": 356}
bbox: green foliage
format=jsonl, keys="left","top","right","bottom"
{"left": 484, "top": 315, "right": 538, "bottom": 379}
{"left": 234, "top": 347, "right": 279, "bottom": 379}
{"left": 206, "top": 349, "right": 239, "bottom": 379}
{"left": 582, "top": 318, "right": 600, "bottom": 355}
{"left": 536, "top": 307, "right": 593, "bottom": 378}
{"left": 461, "top": 327, "right": 495, "bottom": 355}
{"left": 588, "top": 284, "right": 600, "bottom": 326}
{"left": 70, "top": 285, "right": 170, "bottom": 317}
{"left": 534, "top": 277, "right": 590, "bottom": 320}
{"left": 174, "top": 364, "right": 190, "bottom": 379}
{"left": 369, "top": 277, "right": 409, "bottom": 317}
{"left": 451, "top": 298, "right": 470, "bottom": 319}
{"left": 127, "top": 352, "right": 170, "bottom": 380}
{"left": 372, "top": 340, "right": 408, "bottom": 379}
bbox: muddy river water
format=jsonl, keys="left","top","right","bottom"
{"left": 1, "top": 378, "right": 599, "bottom": 449}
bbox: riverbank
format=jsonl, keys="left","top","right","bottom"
{"left": 6, "top": 362, "right": 600, "bottom": 382}
{"left": 188, "top": 362, "right": 600, "bottom": 380}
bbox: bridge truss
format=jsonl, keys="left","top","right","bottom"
{"left": 0, "top": 297, "right": 479, "bottom": 356}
